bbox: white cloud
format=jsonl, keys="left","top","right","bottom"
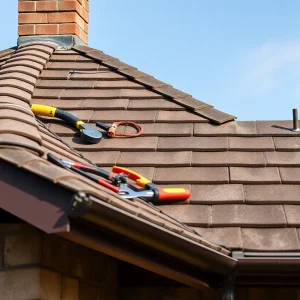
{"left": 241, "top": 39, "right": 300, "bottom": 94}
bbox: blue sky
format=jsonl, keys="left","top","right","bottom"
{"left": 2, "top": 0, "right": 300, "bottom": 121}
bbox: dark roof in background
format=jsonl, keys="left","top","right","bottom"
{"left": 2, "top": 42, "right": 300, "bottom": 255}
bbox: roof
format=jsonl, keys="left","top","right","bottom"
{"left": 2, "top": 41, "right": 300, "bottom": 260}
{"left": 0, "top": 42, "right": 232, "bottom": 257}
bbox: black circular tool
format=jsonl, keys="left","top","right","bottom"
{"left": 80, "top": 124, "right": 102, "bottom": 144}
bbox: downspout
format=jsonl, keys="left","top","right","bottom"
{"left": 222, "top": 269, "right": 237, "bottom": 300}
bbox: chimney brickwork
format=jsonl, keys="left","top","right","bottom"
{"left": 18, "top": 0, "right": 89, "bottom": 44}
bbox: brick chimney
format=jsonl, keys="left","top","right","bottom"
{"left": 18, "top": 0, "right": 89, "bottom": 47}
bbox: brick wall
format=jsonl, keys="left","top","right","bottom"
{"left": 0, "top": 223, "right": 118, "bottom": 300}
{"left": 18, "top": 0, "right": 89, "bottom": 44}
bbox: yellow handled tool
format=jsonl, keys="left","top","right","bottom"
{"left": 31, "top": 104, "right": 102, "bottom": 144}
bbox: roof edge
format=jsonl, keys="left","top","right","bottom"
{"left": 61, "top": 220, "right": 214, "bottom": 290}
{"left": 69, "top": 194, "right": 237, "bottom": 278}
{"left": 72, "top": 45, "right": 237, "bottom": 124}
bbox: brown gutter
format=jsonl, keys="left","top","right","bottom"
{"left": 61, "top": 221, "right": 213, "bottom": 290}
{"left": 0, "top": 159, "right": 71, "bottom": 233}
{"left": 237, "top": 257, "right": 300, "bottom": 286}
{"left": 68, "top": 195, "right": 237, "bottom": 278}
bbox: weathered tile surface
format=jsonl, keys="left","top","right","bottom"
{"left": 242, "top": 228, "right": 300, "bottom": 251}
{"left": 3, "top": 43, "right": 300, "bottom": 254}
{"left": 191, "top": 184, "right": 244, "bottom": 204}
{"left": 230, "top": 167, "right": 281, "bottom": 184}
{"left": 229, "top": 137, "right": 274, "bottom": 151}
{"left": 212, "top": 205, "right": 286, "bottom": 227}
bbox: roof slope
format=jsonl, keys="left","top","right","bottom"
{"left": 0, "top": 43, "right": 230, "bottom": 258}
{"left": 3, "top": 42, "right": 300, "bottom": 254}
{"left": 32, "top": 44, "right": 300, "bottom": 253}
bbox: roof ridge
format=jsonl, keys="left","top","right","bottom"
{"left": 72, "top": 45, "right": 236, "bottom": 124}
{"left": 0, "top": 43, "right": 57, "bottom": 156}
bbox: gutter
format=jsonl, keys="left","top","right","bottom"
{"left": 0, "top": 158, "right": 71, "bottom": 233}
{"left": 61, "top": 220, "right": 213, "bottom": 290}
{"left": 66, "top": 193, "right": 237, "bottom": 287}
{"left": 233, "top": 251, "right": 300, "bottom": 286}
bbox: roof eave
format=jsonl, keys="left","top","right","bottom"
{"left": 67, "top": 194, "right": 237, "bottom": 286}
{"left": 0, "top": 157, "right": 71, "bottom": 233}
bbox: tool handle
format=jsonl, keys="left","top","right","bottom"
{"left": 73, "top": 163, "right": 111, "bottom": 180}
{"left": 55, "top": 109, "right": 83, "bottom": 129}
{"left": 31, "top": 104, "right": 84, "bottom": 130}
{"left": 155, "top": 188, "right": 191, "bottom": 202}
{"left": 112, "top": 166, "right": 151, "bottom": 187}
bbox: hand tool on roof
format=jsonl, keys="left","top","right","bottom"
{"left": 113, "top": 166, "right": 191, "bottom": 202}
{"left": 58, "top": 158, "right": 127, "bottom": 186}
{"left": 47, "top": 153, "right": 190, "bottom": 202}
{"left": 31, "top": 104, "right": 102, "bottom": 144}
{"left": 47, "top": 153, "right": 121, "bottom": 193}
{"left": 96, "top": 121, "right": 143, "bottom": 137}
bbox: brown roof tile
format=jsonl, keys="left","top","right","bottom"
{"left": 70, "top": 70, "right": 124, "bottom": 80}
{"left": 80, "top": 151, "right": 120, "bottom": 166}
{"left": 192, "top": 152, "right": 266, "bottom": 167}
{"left": 0, "top": 96, "right": 30, "bottom": 108}
{"left": 3, "top": 59, "right": 44, "bottom": 72}
{"left": 154, "top": 167, "right": 229, "bottom": 184}
{"left": 8, "top": 54, "right": 47, "bottom": 65}
{"left": 159, "top": 205, "right": 211, "bottom": 226}
{"left": 230, "top": 167, "right": 281, "bottom": 184}
{"left": 0, "top": 79, "right": 35, "bottom": 94}
{"left": 128, "top": 99, "right": 184, "bottom": 110}
{"left": 156, "top": 110, "right": 208, "bottom": 123}
{"left": 266, "top": 152, "right": 300, "bottom": 166}
{"left": 193, "top": 227, "right": 243, "bottom": 249}
{"left": 0, "top": 147, "right": 38, "bottom": 166}
{"left": 0, "top": 133, "right": 41, "bottom": 152}
{"left": 46, "top": 61, "right": 101, "bottom": 71}
{"left": 0, "top": 86, "right": 32, "bottom": 102}
{"left": 39, "top": 70, "right": 70, "bottom": 80}
{"left": 282, "top": 205, "right": 300, "bottom": 226}
{"left": 0, "top": 65, "right": 40, "bottom": 78}
{"left": 117, "top": 151, "right": 192, "bottom": 167}
{"left": 279, "top": 167, "right": 300, "bottom": 183}
{"left": 212, "top": 205, "right": 286, "bottom": 227}
{"left": 32, "top": 99, "right": 129, "bottom": 110}
{"left": 242, "top": 228, "right": 300, "bottom": 251}
{"left": 274, "top": 137, "right": 300, "bottom": 151}
{"left": 62, "top": 136, "right": 159, "bottom": 152}
{"left": 172, "top": 96, "right": 212, "bottom": 110}
{"left": 157, "top": 137, "right": 228, "bottom": 151}
{"left": 229, "top": 137, "right": 274, "bottom": 151}
{"left": 90, "top": 110, "right": 157, "bottom": 123}
{"left": 256, "top": 121, "right": 300, "bottom": 136}
{"left": 190, "top": 184, "right": 244, "bottom": 204}
{"left": 245, "top": 185, "right": 300, "bottom": 203}
{"left": 0, "top": 72, "right": 37, "bottom": 85}
{"left": 13, "top": 49, "right": 51, "bottom": 61}
{"left": 37, "top": 79, "right": 95, "bottom": 89}
{"left": 18, "top": 43, "right": 56, "bottom": 55}
{"left": 32, "top": 88, "right": 63, "bottom": 99}
{"left": 0, "top": 119, "right": 41, "bottom": 143}
{"left": 0, "top": 108, "right": 37, "bottom": 127}
{"left": 194, "top": 107, "right": 236, "bottom": 124}
{"left": 194, "top": 121, "right": 257, "bottom": 136}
